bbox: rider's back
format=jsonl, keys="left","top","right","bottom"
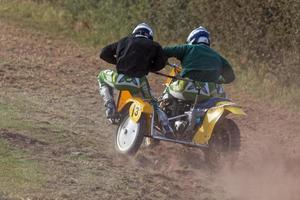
{"left": 164, "top": 44, "right": 231, "bottom": 82}
{"left": 100, "top": 36, "right": 166, "bottom": 78}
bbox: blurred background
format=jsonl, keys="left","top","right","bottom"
{"left": 0, "top": 0, "right": 299, "bottom": 107}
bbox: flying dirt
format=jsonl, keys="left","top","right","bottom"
{"left": 0, "top": 20, "right": 299, "bottom": 200}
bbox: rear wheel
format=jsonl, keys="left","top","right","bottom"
{"left": 205, "top": 118, "right": 241, "bottom": 167}
{"left": 114, "top": 114, "right": 146, "bottom": 155}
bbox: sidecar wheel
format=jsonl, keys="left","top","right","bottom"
{"left": 114, "top": 114, "right": 146, "bottom": 155}
{"left": 205, "top": 118, "right": 241, "bottom": 168}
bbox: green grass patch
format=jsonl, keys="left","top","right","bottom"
{"left": 0, "top": 0, "right": 70, "bottom": 31}
{"left": 0, "top": 93, "right": 59, "bottom": 198}
{"left": 0, "top": 139, "right": 44, "bottom": 197}
{"left": 66, "top": 152, "right": 89, "bottom": 161}
{"left": 0, "top": 0, "right": 130, "bottom": 46}
{"left": 0, "top": 94, "right": 67, "bottom": 144}
{"left": 0, "top": 0, "right": 77, "bottom": 42}
{"left": 0, "top": 102, "right": 36, "bottom": 132}
{"left": 236, "top": 68, "right": 300, "bottom": 110}
{"left": 0, "top": 0, "right": 155, "bottom": 46}
{"left": 0, "top": 59, "right": 10, "bottom": 66}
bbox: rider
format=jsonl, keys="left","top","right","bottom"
{"left": 97, "top": 23, "right": 173, "bottom": 134}
{"left": 162, "top": 26, "right": 235, "bottom": 103}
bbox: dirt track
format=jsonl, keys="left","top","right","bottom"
{"left": 0, "top": 20, "right": 300, "bottom": 200}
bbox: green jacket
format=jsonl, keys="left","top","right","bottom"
{"left": 163, "top": 44, "right": 235, "bottom": 83}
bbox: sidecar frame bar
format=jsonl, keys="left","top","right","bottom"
{"left": 149, "top": 111, "right": 208, "bottom": 149}
{"left": 149, "top": 133, "right": 209, "bottom": 149}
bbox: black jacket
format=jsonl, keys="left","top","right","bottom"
{"left": 100, "top": 36, "right": 166, "bottom": 77}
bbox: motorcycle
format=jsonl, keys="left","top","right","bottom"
{"left": 113, "top": 64, "right": 245, "bottom": 164}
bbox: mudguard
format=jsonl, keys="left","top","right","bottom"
{"left": 192, "top": 101, "right": 246, "bottom": 144}
{"left": 117, "top": 90, "right": 133, "bottom": 113}
{"left": 128, "top": 98, "right": 153, "bottom": 122}
{"left": 117, "top": 91, "right": 153, "bottom": 123}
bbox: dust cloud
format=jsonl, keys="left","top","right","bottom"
{"left": 218, "top": 141, "right": 300, "bottom": 200}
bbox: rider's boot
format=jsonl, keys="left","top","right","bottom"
{"left": 100, "top": 85, "right": 117, "bottom": 119}
{"left": 156, "top": 108, "right": 174, "bottom": 138}
{"left": 104, "top": 100, "right": 117, "bottom": 119}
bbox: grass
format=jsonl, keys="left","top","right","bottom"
{"left": 0, "top": 95, "right": 66, "bottom": 141}
{"left": 0, "top": 0, "right": 78, "bottom": 42}
{"left": 0, "top": 139, "right": 44, "bottom": 198}
{"left": 0, "top": 94, "right": 61, "bottom": 198}
{"left": 0, "top": 89, "right": 70, "bottom": 197}
{"left": 0, "top": 102, "right": 35, "bottom": 132}
{"left": 0, "top": 0, "right": 123, "bottom": 46}
{"left": 236, "top": 68, "right": 300, "bottom": 110}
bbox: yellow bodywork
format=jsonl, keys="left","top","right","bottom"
{"left": 117, "top": 91, "right": 153, "bottom": 123}
{"left": 165, "top": 66, "right": 182, "bottom": 86}
{"left": 117, "top": 90, "right": 132, "bottom": 113}
{"left": 192, "top": 101, "right": 246, "bottom": 144}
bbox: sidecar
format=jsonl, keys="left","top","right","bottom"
{"left": 113, "top": 65, "right": 245, "bottom": 166}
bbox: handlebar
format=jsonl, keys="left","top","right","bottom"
{"left": 167, "top": 62, "right": 180, "bottom": 68}
{"left": 151, "top": 62, "right": 194, "bottom": 82}
{"left": 152, "top": 68, "right": 194, "bottom": 83}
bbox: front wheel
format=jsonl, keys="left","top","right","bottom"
{"left": 114, "top": 114, "right": 146, "bottom": 155}
{"left": 205, "top": 118, "right": 241, "bottom": 167}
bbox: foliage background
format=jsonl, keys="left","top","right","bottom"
{"left": 0, "top": 0, "right": 299, "bottom": 104}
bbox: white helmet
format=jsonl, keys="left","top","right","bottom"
{"left": 132, "top": 23, "right": 154, "bottom": 40}
{"left": 186, "top": 26, "right": 210, "bottom": 46}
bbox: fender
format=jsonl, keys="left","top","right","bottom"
{"left": 127, "top": 98, "right": 153, "bottom": 122}
{"left": 117, "top": 90, "right": 153, "bottom": 123}
{"left": 192, "top": 101, "right": 246, "bottom": 144}
{"left": 117, "top": 90, "right": 133, "bottom": 113}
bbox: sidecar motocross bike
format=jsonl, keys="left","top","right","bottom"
{"left": 113, "top": 65, "right": 245, "bottom": 164}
